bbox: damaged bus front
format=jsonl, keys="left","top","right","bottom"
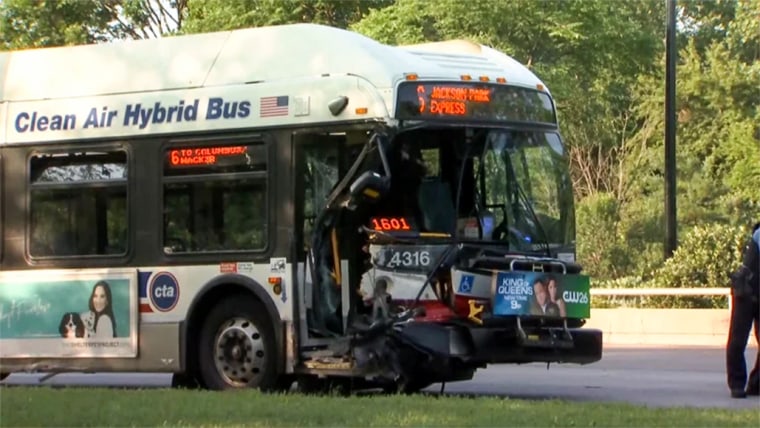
{"left": 303, "top": 80, "right": 603, "bottom": 392}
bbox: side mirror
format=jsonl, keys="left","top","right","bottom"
{"left": 349, "top": 171, "right": 390, "bottom": 203}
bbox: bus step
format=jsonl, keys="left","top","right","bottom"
{"left": 302, "top": 358, "right": 354, "bottom": 370}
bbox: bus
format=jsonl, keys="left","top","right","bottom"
{"left": 0, "top": 23, "right": 602, "bottom": 392}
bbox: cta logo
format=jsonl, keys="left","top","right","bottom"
{"left": 149, "top": 272, "right": 180, "bottom": 312}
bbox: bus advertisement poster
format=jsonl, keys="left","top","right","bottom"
{"left": 491, "top": 271, "right": 591, "bottom": 319}
{"left": 0, "top": 269, "right": 138, "bottom": 358}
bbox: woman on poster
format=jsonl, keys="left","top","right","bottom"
{"left": 81, "top": 280, "right": 117, "bottom": 338}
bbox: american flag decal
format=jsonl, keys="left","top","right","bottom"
{"left": 260, "top": 95, "right": 289, "bottom": 117}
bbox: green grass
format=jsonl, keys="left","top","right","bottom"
{"left": 0, "top": 387, "right": 757, "bottom": 427}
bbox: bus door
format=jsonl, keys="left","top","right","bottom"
{"left": 292, "top": 131, "right": 368, "bottom": 343}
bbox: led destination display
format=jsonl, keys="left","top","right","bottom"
{"left": 395, "top": 82, "right": 556, "bottom": 125}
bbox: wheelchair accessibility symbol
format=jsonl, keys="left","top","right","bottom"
{"left": 458, "top": 274, "right": 474, "bottom": 294}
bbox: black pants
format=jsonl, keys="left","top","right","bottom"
{"left": 726, "top": 295, "right": 760, "bottom": 392}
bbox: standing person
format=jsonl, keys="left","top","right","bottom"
{"left": 726, "top": 222, "right": 760, "bottom": 398}
{"left": 81, "top": 280, "right": 117, "bottom": 338}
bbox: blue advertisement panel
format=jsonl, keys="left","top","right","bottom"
{"left": 0, "top": 269, "right": 138, "bottom": 358}
{"left": 492, "top": 271, "right": 591, "bottom": 318}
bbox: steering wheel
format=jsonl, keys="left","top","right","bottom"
{"left": 493, "top": 220, "right": 530, "bottom": 249}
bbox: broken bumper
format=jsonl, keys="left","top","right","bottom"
{"left": 467, "top": 326, "right": 603, "bottom": 364}
{"left": 397, "top": 322, "right": 603, "bottom": 366}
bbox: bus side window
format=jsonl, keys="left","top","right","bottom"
{"left": 302, "top": 146, "right": 339, "bottom": 247}
{"left": 29, "top": 150, "right": 128, "bottom": 258}
{"left": 162, "top": 142, "right": 268, "bottom": 254}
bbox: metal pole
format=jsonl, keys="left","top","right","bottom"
{"left": 665, "top": 0, "right": 678, "bottom": 258}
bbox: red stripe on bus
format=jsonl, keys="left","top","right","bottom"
{"left": 140, "top": 303, "right": 154, "bottom": 313}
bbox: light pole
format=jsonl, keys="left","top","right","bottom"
{"left": 665, "top": 0, "right": 677, "bottom": 258}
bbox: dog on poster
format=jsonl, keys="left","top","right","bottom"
{"left": 58, "top": 312, "right": 86, "bottom": 339}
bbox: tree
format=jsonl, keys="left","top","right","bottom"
{"left": 106, "top": 0, "right": 186, "bottom": 39}
{"left": 1, "top": 0, "right": 114, "bottom": 48}
{"left": 353, "top": 0, "right": 664, "bottom": 201}
{"left": 631, "top": 0, "right": 760, "bottom": 230}
{"left": 0, "top": 0, "right": 185, "bottom": 49}
{"left": 181, "top": 0, "right": 391, "bottom": 34}
{"left": 581, "top": 0, "right": 760, "bottom": 280}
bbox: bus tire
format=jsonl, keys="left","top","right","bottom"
{"left": 197, "top": 294, "right": 278, "bottom": 391}
{"left": 171, "top": 372, "right": 201, "bottom": 389}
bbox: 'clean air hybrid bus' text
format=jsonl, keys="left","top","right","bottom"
{"left": 14, "top": 98, "right": 251, "bottom": 133}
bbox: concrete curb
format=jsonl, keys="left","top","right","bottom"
{"left": 585, "top": 308, "right": 759, "bottom": 348}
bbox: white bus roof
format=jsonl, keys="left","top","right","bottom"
{"left": 0, "top": 23, "right": 547, "bottom": 102}
{"left": 0, "top": 24, "right": 552, "bottom": 145}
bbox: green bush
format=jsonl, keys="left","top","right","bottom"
{"left": 590, "top": 223, "right": 749, "bottom": 309}
{"left": 645, "top": 223, "right": 746, "bottom": 288}
{"left": 576, "top": 192, "right": 665, "bottom": 281}
{"left": 576, "top": 193, "right": 629, "bottom": 279}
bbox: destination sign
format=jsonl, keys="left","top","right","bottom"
{"left": 395, "top": 82, "right": 556, "bottom": 124}
{"left": 164, "top": 143, "right": 266, "bottom": 175}
{"left": 168, "top": 145, "right": 248, "bottom": 167}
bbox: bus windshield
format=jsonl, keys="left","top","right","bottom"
{"left": 366, "top": 127, "right": 575, "bottom": 254}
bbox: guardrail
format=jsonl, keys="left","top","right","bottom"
{"left": 590, "top": 287, "right": 732, "bottom": 308}
{"left": 590, "top": 287, "right": 730, "bottom": 296}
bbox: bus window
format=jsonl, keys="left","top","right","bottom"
{"left": 29, "top": 150, "right": 128, "bottom": 257}
{"left": 162, "top": 142, "right": 268, "bottom": 254}
{"left": 302, "top": 146, "right": 339, "bottom": 245}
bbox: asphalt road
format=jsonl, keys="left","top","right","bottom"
{"left": 435, "top": 345, "right": 760, "bottom": 410}
{"left": 2, "top": 345, "right": 760, "bottom": 411}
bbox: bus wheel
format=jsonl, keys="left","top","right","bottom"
{"left": 198, "top": 295, "right": 277, "bottom": 391}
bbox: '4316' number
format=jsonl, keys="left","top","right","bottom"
{"left": 387, "top": 250, "right": 431, "bottom": 268}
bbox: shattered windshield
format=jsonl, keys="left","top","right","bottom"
{"left": 375, "top": 127, "right": 575, "bottom": 253}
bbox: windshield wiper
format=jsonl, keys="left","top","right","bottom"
{"left": 512, "top": 177, "right": 551, "bottom": 257}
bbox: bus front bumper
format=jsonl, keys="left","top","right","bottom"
{"left": 396, "top": 322, "right": 603, "bottom": 366}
